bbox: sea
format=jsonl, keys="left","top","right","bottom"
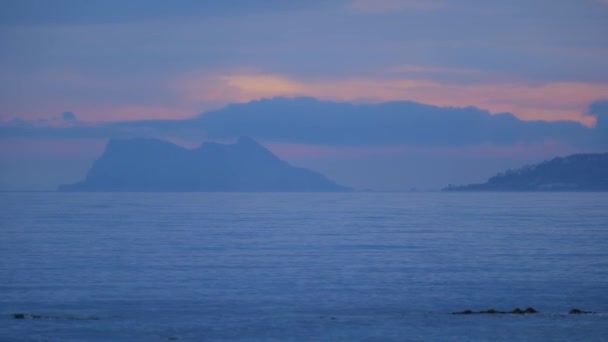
{"left": 1, "top": 192, "right": 607, "bottom": 341}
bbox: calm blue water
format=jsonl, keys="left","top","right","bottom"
{"left": 1, "top": 192, "right": 607, "bottom": 341}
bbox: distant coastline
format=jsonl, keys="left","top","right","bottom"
{"left": 443, "top": 152, "right": 608, "bottom": 192}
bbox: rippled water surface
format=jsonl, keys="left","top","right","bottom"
{"left": 1, "top": 192, "right": 608, "bottom": 341}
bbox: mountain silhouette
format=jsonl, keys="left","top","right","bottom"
{"left": 58, "top": 137, "right": 351, "bottom": 192}
{"left": 443, "top": 152, "right": 608, "bottom": 191}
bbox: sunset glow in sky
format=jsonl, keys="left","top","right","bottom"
{"left": 3, "top": 0, "right": 608, "bottom": 124}
{"left": 1, "top": 0, "right": 607, "bottom": 190}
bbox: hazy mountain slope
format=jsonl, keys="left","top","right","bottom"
{"left": 444, "top": 153, "right": 608, "bottom": 191}
{"left": 58, "top": 137, "right": 351, "bottom": 192}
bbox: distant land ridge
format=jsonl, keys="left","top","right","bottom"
{"left": 58, "top": 136, "right": 351, "bottom": 192}
{"left": 443, "top": 152, "right": 608, "bottom": 191}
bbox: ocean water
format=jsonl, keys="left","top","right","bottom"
{"left": 1, "top": 192, "right": 607, "bottom": 341}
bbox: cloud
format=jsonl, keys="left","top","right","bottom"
{"left": 194, "top": 97, "right": 601, "bottom": 148}
{"left": 349, "top": 0, "right": 444, "bottom": 13}
{"left": 587, "top": 99, "right": 608, "bottom": 145}
{"left": 174, "top": 70, "right": 436, "bottom": 106}
{"left": 174, "top": 70, "right": 608, "bottom": 125}
{"left": 61, "top": 111, "right": 77, "bottom": 121}
{"left": 588, "top": 99, "right": 608, "bottom": 117}
{"left": 5, "top": 97, "right": 601, "bottom": 150}
{"left": 0, "top": 97, "right": 608, "bottom": 148}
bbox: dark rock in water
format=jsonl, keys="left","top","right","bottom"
{"left": 13, "top": 313, "right": 42, "bottom": 319}
{"left": 12, "top": 313, "right": 100, "bottom": 320}
{"left": 452, "top": 309, "right": 474, "bottom": 315}
{"left": 480, "top": 309, "right": 501, "bottom": 314}
{"left": 452, "top": 309, "right": 503, "bottom": 315}
{"left": 452, "top": 307, "right": 538, "bottom": 315}
{"left": 569, "top": 308, "right": 594, "bottom": 314}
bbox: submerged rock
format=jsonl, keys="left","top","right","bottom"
{"left": 12, "top": 313, "right": 100, "bottom": 320}
{"left": 13, "top": 313, "right": 42, "bottom": 319}
{"left": 569, "top": 308, "right": 594, "bottom": 314}
{"left": 453, "top": 307, "right": 603, "bottom": 315}
{"left": 452, "top": 309, "right": 477, "bottom": 315}
{"left": 480, "top": 309, "right": 500, "bottom": 314}
{"left": 452, "top": 307, "right": 539, "bottom": 315}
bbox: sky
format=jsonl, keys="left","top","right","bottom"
{"left": 1, "top": 0, "right": 607, "bottom": 191}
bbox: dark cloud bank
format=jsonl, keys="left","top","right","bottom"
{"left": 2, "top": 97, "right": 607, "bottom": 149}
